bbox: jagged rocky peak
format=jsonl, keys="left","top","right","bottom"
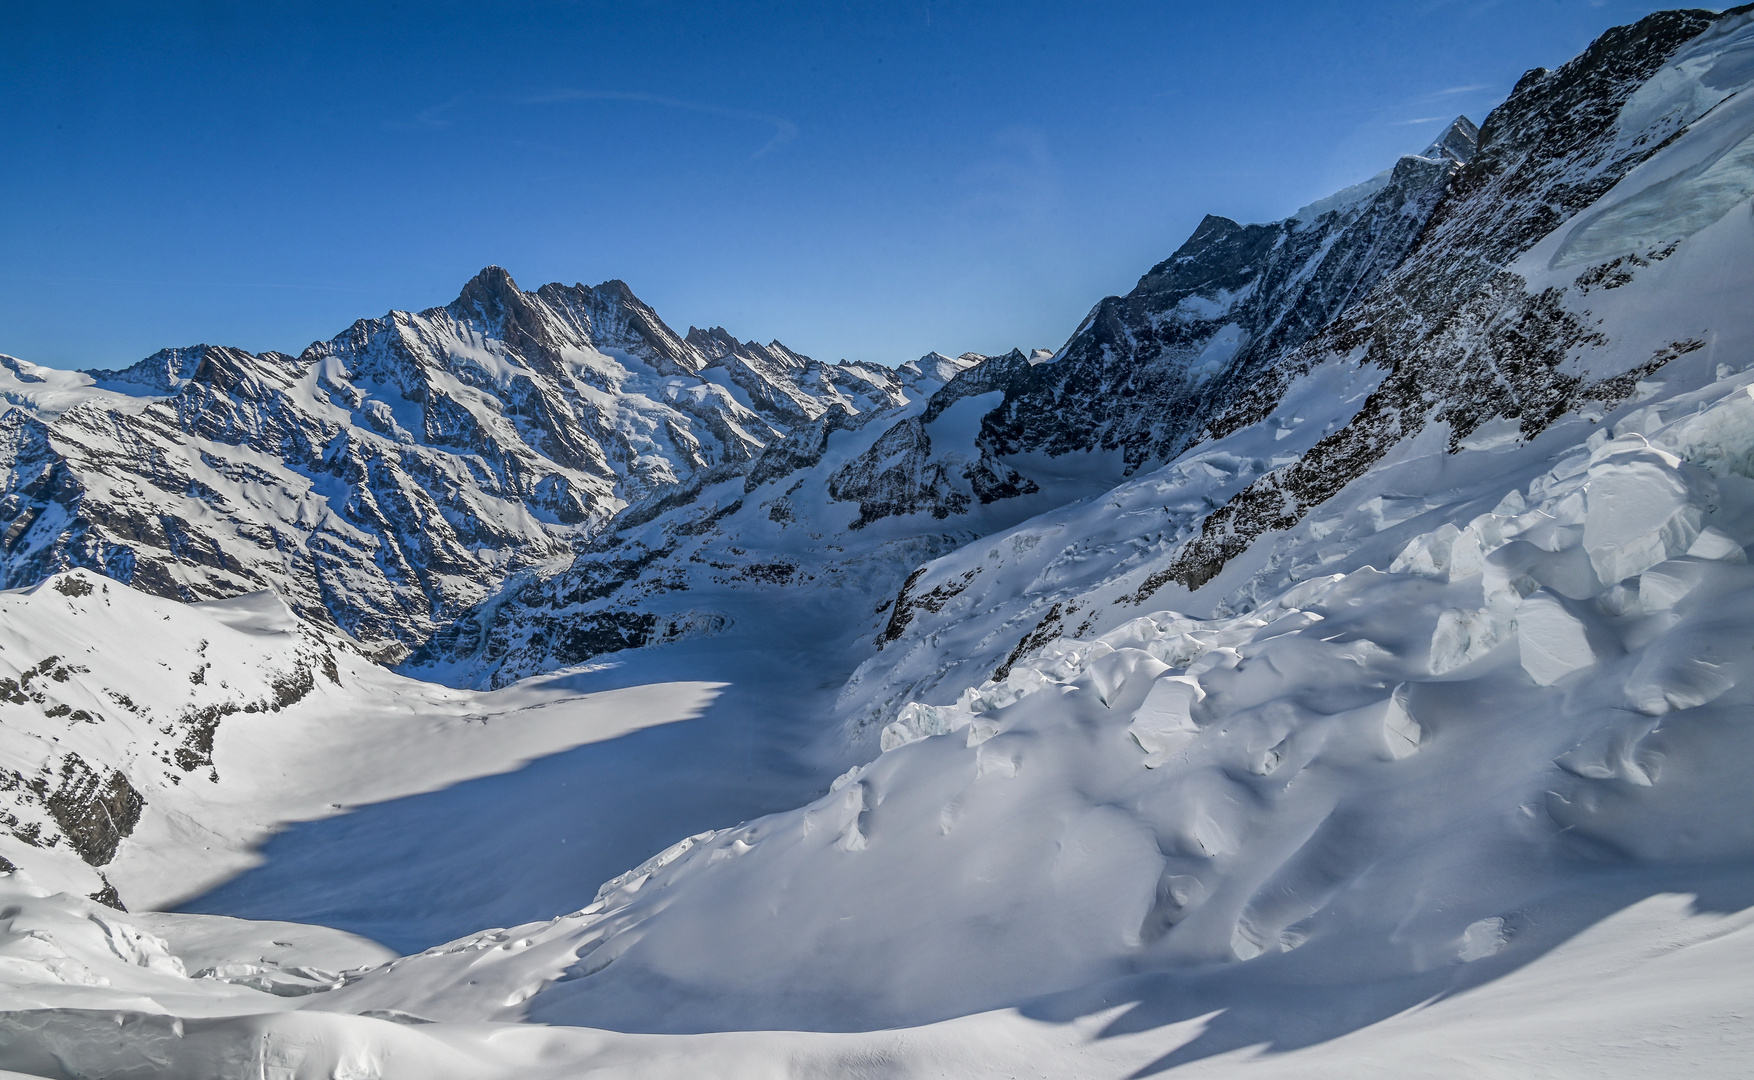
{"left": 89, "top": 343, "right": 304, "bottom": 398}
{"left": 1420, "top": 115, "right": 1480, "bottom": 164}
{"left": 448, "top": 263, "right": 528, "bottom": 324}
{"left": 897, "top": 350, "right": 981, "bottom": 384}
{"left": 959, "top": 114, "right": 1474, "bottom": 482}
{"left": 681, "top": 324, "right": 890, "bottom": 425}
{"left": 1289, "top": 115, "right": 1477, "bottom": 225}
{"left": 1131, "top": 212, "right": 1280, "bottom": 300}
{"left": 444, "top": 266, "right": 706, "bottom": 378}
{"left": 685, "top": 325, "right": 811, "bottom": 373}
{"left": 0, "top": 264, "right": 903, "bottom": 660}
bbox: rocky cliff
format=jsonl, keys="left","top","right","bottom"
{"left": 0, "top": 269, "right": 917, "bottom": 657}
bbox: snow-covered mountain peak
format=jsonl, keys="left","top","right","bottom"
{"left": 684, "top": 325, "right": 807, "bottom": 372}
{"left": 448, "top": 263, "right": 530, "bottom": 324}
{"left": 1419, "top": 114, "right": 1480, "bottom": 164}
{"left": 0, "top": 268, "right": 926, "bottom": 658}
{"left": 88, "top": 343, "right": 306, "bottom": 398}
{"left": 897, "top": 349, "right": 981, "bottom": 385}
{"left": 1286, "top": 116, "right": 1474, "bottom": 225}
{"left": 8, "top": 9, "right": 1754, "bottom": 1076}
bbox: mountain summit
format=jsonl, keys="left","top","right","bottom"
{"left": 0, "top": 270, "right": 934, "bottom": 656}
{"left": 5, "top": 7, "right": 1754, "bottom": 1076}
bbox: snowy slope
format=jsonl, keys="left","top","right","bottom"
{"left": 0, "top": 568, "right": 719, "bottom": 913}
{"left": 2, "top": 871, "right": 1750, "bottom": 1078}
{"left": 317, "top": 355, "right": 1754, "bottom": 1034}
{"left": 4, "top": 7, "right": 1754, "bottom": 1079}
{"left": 0, "top": 268, "right": 934, "bottom": 658}
{"left": 341, "top": 0, "right": 1754, "bottom": 1051}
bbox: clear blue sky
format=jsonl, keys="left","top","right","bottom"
{"left": 1, "top": 1, "right": 1685, "bottom": 370}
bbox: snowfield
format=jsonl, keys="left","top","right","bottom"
{"left": 0, "top": 570, "right": 720, "bottom": 910}
{"left": 310, "top": 363, "right": 1754, "bottom": 1038}
{"left": 5, "top": 7, "right": 1754, "bottom": 1078}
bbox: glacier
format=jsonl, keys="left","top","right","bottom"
{"left": 4, "top": 6, "right": 1754, "bottom": 1079}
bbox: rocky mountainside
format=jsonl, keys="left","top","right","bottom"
{"left": 634, "top": 114, "right": 1485, "bottom": 541}
{"left": 0, "top": 269, "right": 927, "bottom": 658}
{"left": 970, "top": 115, "right": 1477, "bottom": 479}
{"left": 403, "top": 346, "right": 1032, "bottom": 686}
{"left": 420, "top": 6, "right": 1753, "bottom": 722}
{"left": 5, "top": 7, "right": 1754, "bottom": 1078}
{"left": 407, "top": 116, "right": 1492, "bottom": 684}
{"left": 330, "top": 4, "right": 1754, "bottom": 1043}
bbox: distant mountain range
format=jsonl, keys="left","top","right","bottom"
{"left": 1, "top": 268, "right": 975, "bottom": 657}
{"left": 5, "top": 6, "right": 1754, "bottom": 1076}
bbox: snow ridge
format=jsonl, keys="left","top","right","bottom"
{"left": 1, "top": 268, "right": 921, "bottom": 657}
{"left": 7, "top": 7, "right": 1754, "bottom": 1079}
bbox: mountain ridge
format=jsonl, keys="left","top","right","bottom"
{"left": 0, "top": 268, "right": 945, "bottom": 657}
{"left": 7, "top": 8, "right": 1754, "bottom": 1075}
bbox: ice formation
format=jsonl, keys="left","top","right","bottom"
{"left": 5, "top": 7, "right": 1754, "bottom": 1078}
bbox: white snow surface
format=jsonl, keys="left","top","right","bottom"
{"left": 9, "top": 358, "right": 1754, "bottom": 1070}
{"left": 7, "top": 14, "right": 1754, "bottom": 1078}
{"left": 315, "top": 370, "right": 1754, "bottom": 1040}
{"left": 0, "top": 571, "right": 718, "bottom": 909}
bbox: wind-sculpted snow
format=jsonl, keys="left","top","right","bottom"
{"left": 314, "top": 366, "right": 1754, "bottom": 1040}
{"left": 0, "top": 268, "right": 916, "bottom": 658}
{"left": 8, "top": 8, "right": 1754, "bottom": 1078}
{"left": 3, "top": 862, "right": 1751, "bottom": 1077}
{"left": 1554, "top": 25, "right": 1754, "bottom": 270}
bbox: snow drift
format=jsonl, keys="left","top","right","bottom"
{"left": 6, "top": 7, "right": 1754, "bottom": 1079}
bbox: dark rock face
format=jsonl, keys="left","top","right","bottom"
{"left": 43, "top": 756, "right": 143, "bottom": 867}
{"left": 0, "top": 269, "right": 907, "bottom": 657}
{"left": 828, "top": 418, "right": 969, "bottom": 528}
{"left": 1141, "top": 7, "right": 1721, "bottom": 598}
{"left": 968, "top": 118, "right": 1477, "bottom": 481}
{"left": 803, "top": 117, "right": 1482, "bottom": 535}
{"left": 876, "top": 565, "right": 986, "bottom": 650}
{"left": 744, "top": 406, "right": 861, "bottom": 494}
{"left": 824, "top": 351, "right": 1041, "bottom": 528}
{"left": 1, "top": 746, "right": 143, "bottom": 871}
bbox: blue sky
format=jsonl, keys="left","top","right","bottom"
{"left": 2, "top": 1, "right": 1685, "bottom": 370}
